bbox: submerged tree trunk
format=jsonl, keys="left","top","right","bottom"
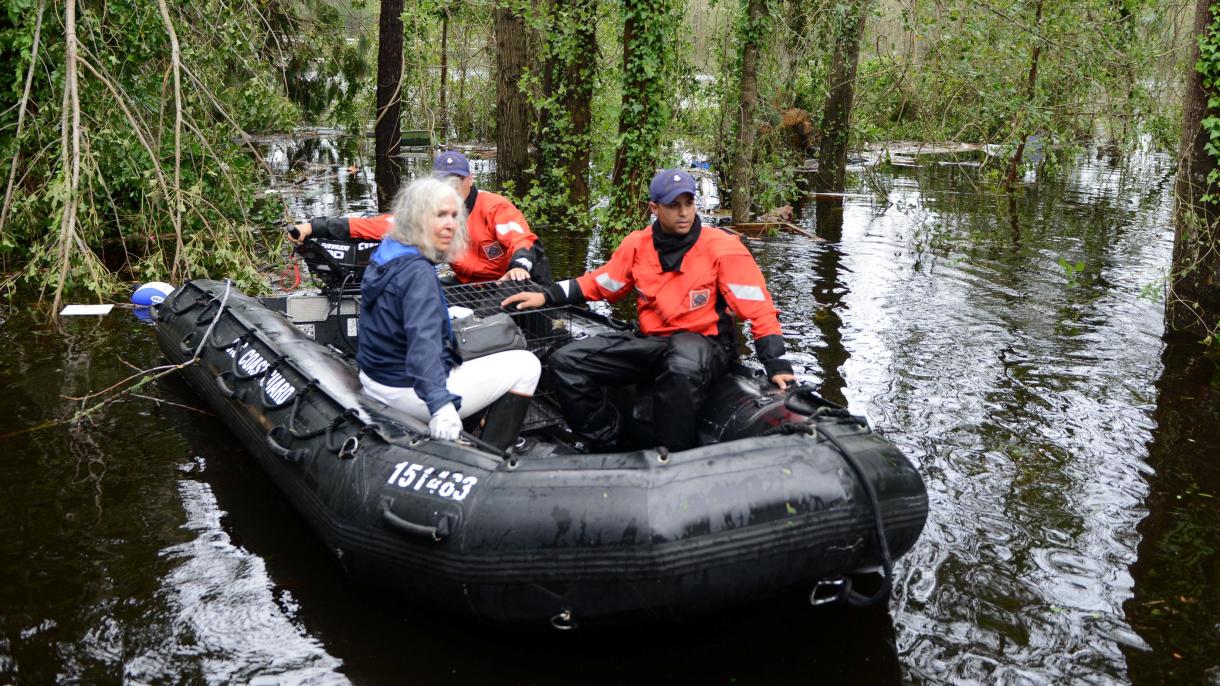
{"left": 610, "top": 0, "right": 680, "bottom": 234}
{"left": 1167, "top": 0, "right": 1220, "bottom": 340}
{"left": 814, "top": 0, "right": 869, "bottom": 195}
{"left": 1002, "top": 0, "right": 1045, "bottom": 194}
{"left": 374, "top": 0, "right": 404, "bottom": 209}
{"left": 494, "top": 4, "right": 531, "bottom": 190}
{"left": 538, "top": 0, "right": 598, "bottom": 220}
{"left": 560, "top": 12, "right": 596, "bottom": 211}
{"left": 439, "top": 9, "right": 449, "bottom": 143}
{"left": 729, "top": 0, "right": 769, "bottom": 225}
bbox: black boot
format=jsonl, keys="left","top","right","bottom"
{"left": 479, "top": 393, "right": 533, "bottom": 451}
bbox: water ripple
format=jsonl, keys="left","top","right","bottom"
{"left": 124, "top": 480, "right": 347, "bottom": 685}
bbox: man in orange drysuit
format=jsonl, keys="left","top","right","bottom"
{"left": 289, "top": 151, "right": 551, "bottom": 284}
{"left": 502, "top": 169, "right": 795, "bottom": 451}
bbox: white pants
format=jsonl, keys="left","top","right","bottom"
{"left": 360, "top": 349, "right": 541, "bottom": 420}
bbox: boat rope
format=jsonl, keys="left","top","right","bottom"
{"left": 192, "top": 280, "right": 232, "bottom": 361}
{"left": 209, "top": 332, "right": 249, "bottom": 352}
{"left": 813, "top": 422, "right": 895, "bottom": 608}
{"left": 282, "top": 383, "right": 332, "bottom": 439}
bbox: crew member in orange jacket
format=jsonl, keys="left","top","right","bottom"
{"left": 502, "top": 169, "right": 795, "bottom": 451}
{"left": 288, "top": 151, "right": 551, "bottom": 284}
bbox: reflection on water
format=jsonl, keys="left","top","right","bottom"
{"left": 1123, "top": 340, "right": 1220, "bottom": 684}
{"left": 134, "top": 478, "right": 345, "bottom": 684}
{"left": 1, "top": 138, "right": 1217, "bottom": 684}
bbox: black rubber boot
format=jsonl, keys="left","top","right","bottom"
{"left": 479, "top": 393, "right": 533, "bottom": 451}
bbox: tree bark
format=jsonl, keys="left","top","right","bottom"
{"left": 814, "top": 0, "right": 869, "bottom": 195}
{"left": 561, "top": 11, "right": 596, "bottom": 210}
{"left": 53, "top": 0, "right": 82, "bottom": 313}
{"left": 611, "top": 7, "right": 646, "bottom": 223}
{"left": 439, "top": 9, "right": 449, "bottom": 143}
{"left": 375, "top": 0, "right": 404, "bottom": 210}
{"left": 1167, "top": 0, "right": 1220, "bottom": 339}
{"left": 1002, "top": 0, "right": 1045, "bottom": 194}
{"left": 494, "top": 4, "right": 531, "bottom": 190}
{"left": 610, "top": 0, "right": 677, "bottom": 231}
{"left": 730, "top": 0, "right": 768, "bottom": 225}
{"left": 544, "top": 0, "right": 597, "bottom": 213}
{"left": 156, "top": 0, "right": 185, "bottom": 279}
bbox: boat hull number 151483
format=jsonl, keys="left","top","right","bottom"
{"left": 386, "top": 461, "right": 478, "bottom": 502}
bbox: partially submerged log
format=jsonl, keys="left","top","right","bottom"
{"left": 730, "top": 221, "right": 821, "bottom": 240}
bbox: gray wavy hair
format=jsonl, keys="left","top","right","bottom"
{"left": 388, "top": 177, "right": 468, "bottom": 262}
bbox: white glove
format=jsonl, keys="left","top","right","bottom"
{"left": 429, "top": 403, "right": 462, "bottom": 441}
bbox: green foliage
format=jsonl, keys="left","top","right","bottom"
{"left": 399, "top": 0, "right": 496, "bottom": 143}
{"left": 603, "top": 0, "right": 688, "bottom": 239}
{"left": 1057, "top": 256, "right": 1086, "bottom": 289}
{"left": 1196, "top": 2, "right": 1220, "bottom": 201}
{"left": 513, "top": 0, "right": 604, "bottom": 229}
{"left": 853, "top": 0, "right": 1186, "bottom": 155}
{"left": 0, "top": 0, "right": 362, "bottom": 300}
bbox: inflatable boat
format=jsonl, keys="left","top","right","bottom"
{"left": 153, "top": 269, "right": 927, "bottom": 629}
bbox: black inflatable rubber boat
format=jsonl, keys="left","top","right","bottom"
{"left": 153, "top": 274, "right": 927, "bottom": 629}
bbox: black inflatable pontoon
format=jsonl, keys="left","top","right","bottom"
{"left": 153, "top": 276, "right": 927, "bottom": 629}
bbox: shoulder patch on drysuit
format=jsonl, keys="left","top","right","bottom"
{"left": 481, "top": 242, "right": 505, "bottom": 260}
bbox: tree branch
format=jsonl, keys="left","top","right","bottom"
{"left": 0, "top": 0, "right": 45, "bottom": 236}
{"left": 156, "top": 0, "right": 186, "bottom": 281}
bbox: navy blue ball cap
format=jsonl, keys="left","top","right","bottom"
{"left": 433, "top": 151, "right": 471, "bottom": 178}
{"left": 649, "top": 169, "right": 697, "bottom": 204}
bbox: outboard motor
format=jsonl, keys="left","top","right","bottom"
{"left": 294, "top": 237, "right": 380, "bottom": 293}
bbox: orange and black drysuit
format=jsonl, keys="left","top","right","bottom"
{"left": 304, "top": 187, "right": 550, "bottom": 284}
{"left": 540, "top": 216, "right": 793, "bottom": 450}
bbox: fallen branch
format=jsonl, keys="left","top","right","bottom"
{"left": 3, "top": 281, "right": 232, "bottom": 441}
{"left": 130, "top": 392, "right": 213, "bottom": 415}
{"left": 156, "top": 0, "right": 186, "bottom": 280}
{"left": 0, "top": 0, "right": 45, "bottom": 236}
{"left": 52, "top": 0, "right": 83, "bottom": 314}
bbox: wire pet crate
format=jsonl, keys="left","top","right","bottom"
{"left": 443, "top": 281, "right": 577, "bottom": 359}
{"left": 442, "top": 280, "right": 624, "bottom": 434}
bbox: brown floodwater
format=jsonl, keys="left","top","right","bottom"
{"left": 0, "top": 136, "right": 1216, "bottom": 684}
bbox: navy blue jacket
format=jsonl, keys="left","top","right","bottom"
{"left": 357, "top": 239, "right": 462, "bottom": 414}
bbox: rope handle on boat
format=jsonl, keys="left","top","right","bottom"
{"left": 178, "top": 333, "right": 197, "bottom": 357}
{"left": 813, "top": 424, "right": 895, "bottom": 608}
{"left": 189, "top": 281, "right": 233, "bottom": 361}
{"left": 193, "top": 297, "right": 223, "bottom": 326}
{"left": 322, "top": 410, "right": 365, "bottom": 458}
{"left": 266, "top": 426, "right": 311, "bottom": 464}
{"left": 380, "top": 500, "right": 450, "bottom": 542}
{"left": 165, "top": 289, "right": 203, "bottom": 316}
{"left": 215, "top": 371, "right": 248, "bottom": 403}
{"left": 209, "top": 333, "right": 249, "bottom": 353}
{"left": 284, "top": 384, "right": 343, "bottom": 440}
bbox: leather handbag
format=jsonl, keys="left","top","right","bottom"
{"left": 452, "top": 313, "right": 527, "bottom": 360}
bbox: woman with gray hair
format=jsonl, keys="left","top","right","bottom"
{"left": 357, "top": 177, "right": 541, "bottom": 448}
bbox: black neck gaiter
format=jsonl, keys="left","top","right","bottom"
{"left": 652, "top": 215, "right": 702, "bottom": 272}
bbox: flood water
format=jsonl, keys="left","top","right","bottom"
{"left": 1, "top": 137, "right": 1217, "bottom": 684}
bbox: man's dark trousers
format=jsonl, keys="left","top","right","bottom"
{"left": 548, "top": 331, "right": 731, "bottom": 451}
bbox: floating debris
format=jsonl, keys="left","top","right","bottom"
{"left": 60, "top": 304, "right": 114, "bottom": 316}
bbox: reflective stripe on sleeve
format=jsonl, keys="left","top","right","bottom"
{"left": 496, "top": 221, "right": 526, "bottom": 235}
{"left": 727, "top": 283, "right": 765, "bottom": 301}
{"left": 559, "top": 279, "right": 578, "bottom": 298}
{"left": 596, "top": 273, "right": 627, "bottom": 292}
{"left": 513, "top": 258, "right": 533, "bottom": 271}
